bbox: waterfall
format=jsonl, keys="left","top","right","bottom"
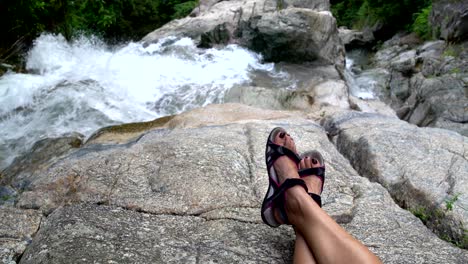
{"left": 344, "top": 49, "right": 391, "bottom": 101}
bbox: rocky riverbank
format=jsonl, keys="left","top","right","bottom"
{"left": 340, "top": 0, "right": 468, "bottom": 136}
{"left": 342, "top": 34, "right": 467, "bottom": 136}
{"left": 1, "top": 104, "right": 467, "bottom": 263}
{"left": 1, "top": 0, "right": 467, "bottom": 263}
{"left": 373, "top": 36, "right": 467, "bottom": 136}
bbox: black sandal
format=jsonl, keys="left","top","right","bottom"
{"left": 261, "top": 127, "right": 308, "bottom": 227}
{"left": 299, "top": 150, "right": 325, "bottom": 207}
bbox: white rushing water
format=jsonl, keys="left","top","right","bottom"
{"left": 344, "top": 48, "right": 394, "bottom": 101}
{"left": 345, "top": 55, "right": 375, "bottom": 99}
{"left": 344, "top": 49, "right": 391, "bottom": 102}
{"left": 0, "top": 34, "right": 292, "bottom": 169}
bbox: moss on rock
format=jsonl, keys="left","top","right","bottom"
{"left": 85, "top": 115, "right": 174, "bottom": 145}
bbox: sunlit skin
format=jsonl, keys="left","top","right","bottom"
{"left": 271, "top": 131, "right": 382, "bottom": 264}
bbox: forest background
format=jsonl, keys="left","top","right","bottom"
{"left": 0, "top": 0, "right": 433, "bottom": 65}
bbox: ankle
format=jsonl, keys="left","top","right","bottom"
{"left": 284, "top": 186, "right": 309, "bottom": 224}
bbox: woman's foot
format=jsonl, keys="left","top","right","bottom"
{"left": 271, "top": 129, "right": 301, "bottom": 183}
{"left": 271, "top": 132, "right": 323, "bottom": 196}
{"left": 262, "top": 128, "right": 324, "bottom": 226}
{"left": 269, "top": 130, "right": 313, "bottom": 224}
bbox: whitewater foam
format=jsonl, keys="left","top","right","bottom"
{"left": 0, "top": 34, "right": 288, "bottom": 169}
{"left": 345, "top": 51, "right": 376, "bottom": 100}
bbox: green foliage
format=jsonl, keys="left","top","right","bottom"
{"left": 463, "top": 230, "right": 468, "bottom": 249}
{"left": 172, "top": 1, "right": 198, "bottom": 19}
{"left": 331, "top": 0, "right": 432, "bottom": 36}
{"left": 355, "top": 0, "right": 375, "bottom": 29}
{"left": 443, "top": 46, "right": 457, "bottom": 57}
{"left": 1, "top": 195, "right": 11, "bottom": 201}
{"left": 412, "top": 5, "right": 432, "bottom": 40}
{"left": 440, "top": 230, "right": 468, "bottom": 249}
{"left": 410, "top": 206, "right": 429, "bottom": 224}
{"left": 331, "top": 0, "right": 365, "bottom": 29}
{"left": 0, "top": 0, "right": 199, "bottom": 60}
{"left": 410, "top": 194, "right": 461, "bottom": 223}
{"left": 445, "top": 193, "right": 460, "bottom": 211}
{"left": 409, "top": 202, "right": 468, "bottom": 249}
{"left": 276, "top": 0, "right": 285, "bottom": 10}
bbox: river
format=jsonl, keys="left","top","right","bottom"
{"left": 0, "top": 34, "right": 296, "bottom": 169}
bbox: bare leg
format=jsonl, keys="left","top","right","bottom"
{"left": 272, "top": 132, "right": 381, "bottom": 264}
{"left": 292, "top": 156, "right": 326, "bottom": 264}
{"left": 293, "top": 230, "right": 316, "bottom": 264}
{"left": 286, "top": 186, "right": 381, "bottom": 263}
{"left": 292, "top": 155, "right": 325, "bottom": 264}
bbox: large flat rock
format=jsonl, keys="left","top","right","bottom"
{"left": 20, "top": 204, "right": 295, "bottom": 264}
{"left": 324, "top": 111, "right": 468, "bottom": 248}
{"left": 7, "top": 105, "right": 467, "bottom": 262}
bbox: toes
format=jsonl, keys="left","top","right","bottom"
{"left": 300, "top": 155, "right": 323, "bottom": 169}
{"left": 285, "top": 136, "right": 297, "bottom": 152}
{"left": 305, "top": 156, "right": 313, "bottom": 168}
{"left": 311, "top": 157, "right": 322, "bottom": 168}
{"left": 299, "top": 156, "right": 313, "bottom": 169}
{"left": 273, "top": 130, "right": 287, "bottom": 145}
{"left": 299, "top": 159, "right": 306, "bottom": 169}
{"left": 309, "top": 158, "right": 320, "bottom": 168}
{"left": 273, "top": 130, "right": 297, "bottom": 152}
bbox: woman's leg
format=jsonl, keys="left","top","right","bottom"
{"left": 293, "top": 230, "right": 317, "bottom": 264}
{"left": 292, "top": 156, "right": 326, "bottom": 264}
{"left": 285, "top": 186, "right": 380, "bottom": 264}
{"left": 272, "top": 132, "right": 381, "bottom": 264}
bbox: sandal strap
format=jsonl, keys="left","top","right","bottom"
{"left": 298, "top": 167, "right": 325, "bottom": 178}
{"left": 309, "top": 193, "right": 322, "bottom": 208}
{"left": 266, "top": 140, "right": 302, "bottom": 169}
{"left": 272, "top": 178, "right": 307, "bottom": 224}
{"left": 298, "top": 167, "right": 325, "bottom": 193}
{"left": 269, "top": 178, "right": 308, "bottom": 203}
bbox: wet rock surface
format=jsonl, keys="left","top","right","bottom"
{"left": 0, "top": 134, "right": 84, "bottom": 190}
{"left": 324, "top": 111, "right": 468, "bottom": 248}
{"left": 2, "top": 104, "right": 467, "bottom": 263}
{"left": 143, "top": 0, "right": 344, "bottom": 65}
